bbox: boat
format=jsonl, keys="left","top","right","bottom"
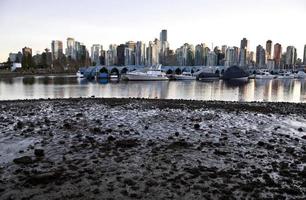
{"left": 295, "top": 71, "right": 306, "bottom": 79}
{"left": 122, "top": 65, "right": 168, "bottom": 81}
{"left": 173, "top": 72, "right": 196, "bottom": 80}
{"left": 197, "top": 72, "right": 220, "bottom": 81}
{"left": 76, "top": 70, "right": 85, "bottom": 78}
{"left": 255, "top": 71, "right": 276, "bottom": 79}
{"left": 222, "top": 66, "right": 249, "bottom": 81}
{"left": 277, "top": 72, "right": 295, "bottom": 79}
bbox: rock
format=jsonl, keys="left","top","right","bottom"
{"left": 257, "top": 141, "right": 265, "bottom": 146}
{"left": 285, "top": 147, "right": 295, "bottom": 154}
{"left": 298, "top": 127, "right": 303, "bottom": 132}
{"left": 301, "top": 135, "right": 306, "bottom": 140}
{"left": 123, "top": 178, "right": 137, "bottom": 186}
{"left": 194, "top": 124, "right": 200, "bottom": 130}
{"left": 13, "top": 156, "right": 33, "bottom": 165}
{"left": 34, "top": 149, "right": 44, "bottom": 157}
{"left": 63, "top": 123, "right": 72, "bottom": 129}
{"left": 144, "top": 126, "right": 149, "bottom": 130}
{"left": 107, "top": 135, "right": 116, "bottom": 141}
{"left": 16, "top": 121, "right": 23, "bottom": 129}
{"left": 26, "top": 170, "right": 64, "bottom": 185}
{"left": 174, "top": 132, "right": 179, "bottom": 137}
{"left": 115, "top": 139, "right": 139, "bottom": 148}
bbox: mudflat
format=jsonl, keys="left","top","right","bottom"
{"left": 0, "top": 98, "right": 306, "bottom": 199}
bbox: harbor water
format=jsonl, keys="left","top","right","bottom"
{"left": 0, "top": 75, "right": 306, "bottom": 102}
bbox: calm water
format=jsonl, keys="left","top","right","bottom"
{"left": 1, "top": 75, "right": 306, "bottom": 102}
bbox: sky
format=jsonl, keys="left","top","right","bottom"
{"left": 0, "top": 0, "right": 305, "bottom": 62}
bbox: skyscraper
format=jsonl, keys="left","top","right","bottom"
{"left": 135, "top": 41, "right": 146, "bottom": 66}
{"left": 159, "top": 30, "right": 169, "bottom": 65}
{"left": 303, "top": 45, "right": 306, "bottom": 65}
{"left": 285, "top": 46, "right": 297, "bottom": 68}
{"left": 266, "top": 40, "right": 273, "bottom": 60}
{"left": 273, "top": 43, "right": 282, "bottom": 68}
{"left": 116, "top": 44, "right": 126, "bottom": 66}
{"left": 146, "top": 41, "right": 159, "bottom": 66}
{"left": 239, "top": 38, "right": 249, "bottom": 67}
{"left": 206, "top": 51, "right": 217, "bottom": 66}
{"left": 124, "top": 48, "right": 134, "bottom": 66}
{"left": 66, "top": 38, "right": 76, "bottom": 60}
{"left": 91, "top": 44, "right": 102, "bottom": 66}
{"left": 225, "top": 47, "right": 238, "bottom": 67}
{"left": 22, "top": 47, "right": 32, "bottom": 69}
{"left": 195, "top": 44, "right": 206, "bottom": 66}
{"left": 51, "top": 40, "right": 63, "bottom": 60}
{"left": 256, "top": 45, "right": 266, "bottom": 68}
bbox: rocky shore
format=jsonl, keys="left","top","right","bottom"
{"left": 0, "top": 98, "right": 306, "bottom": 200}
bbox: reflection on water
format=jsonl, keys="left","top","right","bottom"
{"left": 1, "top": 76, "right": 306, "bottom": 102}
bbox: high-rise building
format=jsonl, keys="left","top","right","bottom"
{"left": 303, "top": 45, "right": 306, "bottom": 65}
{"left": 267, "top": 59, "right": 275, "bottom": 70}
{"left": 135, "top": 41, "right": 146, "bottom": 66}
{"left": 91, "top": 44, "right": 102, "bottom": 66}
{"left": 159, "top": 30, "right": 169, "bottom": 65}
{"left": 240, "top": 38, "right": 249, "bottom": 51}
{"left": 206, "top": 51, "right": 217, "bottom": 66}
{"left": 285, "top": 46, "right": 297, "bottom": 68}
{"left": 225, "top": 47, "right": 239, "bottom": 67}
{"left": 273, "top": 43, "right": 282, "bottom": 68}
{"left": 116, "top": 44, "right": 126, "bottom": 66}
{"left": 22, "top": 47, "right": 32, "bottom": 69}
{"left": 195, "top": 44, "right": 206, "bottom": 66}
{"left": 176, "top": 43, "right": 194, "bottom": 66}
{"left": 124, "top": 48, "right": 134, "bottom": 66}
{"left": 239, "top": 38, "right": 249, "bottom": 67}
{"left": 256, "top": 45, "right": 266, "bottom": 68}
{"left": 9, "top": 52, "right": 22, "bottom": 63}
{"left": 51, "top": 40, "right": 63, "bottom": 60}
{"left": 66, "top": 38, "right": 76, "bottom": 60}
{"left": 146, "top": 41, "right": 159, "bottom": 66}
{"left": 266, "top": 40, "right": 273, "bottom": 60}
{"left": 52, "top": 41, "right": 62, "bottom": 61}
{"left": 221, "top": 45, "right": 227, "bottom": 54}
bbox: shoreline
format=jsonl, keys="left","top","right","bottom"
{"left": 0, "top": 98, "right": 306, "bottom": 199}
{"left": 0, "top": 71, "right": 76, "bottom": 78}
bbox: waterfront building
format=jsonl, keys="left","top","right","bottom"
{"left": 266, "top": 40, "right": 273, "bottom": 60}
{"left": 176, "top": 43, "right": 194, "bottom": 66}
{"left": 273, "top": 43, "right": 282, "bottom": 68}
{"left": 91, "top": 44, "right": 102, "bottom": 66}
{"left": 256, "top": 45, "right": 266, "bottom": 68}
{"left": 303, "top": 44, "right": 306, "bottom": 65}
{"left": 22, "top": 47, "right": 32, "bottom": 69}
{"left": 107, "top": 44, "right": 117, "bottom": 66}
{"left": 285, "top": 46, "right": 297, "bottom": 68}
{"left": 66, "top": 38, "right": 76, "bottom": 60}
{"left": 51, "top": 40, "right": 63, "bottom": 60}
{"left": 207, "top": 51, "right": 217, "bottom": 66}
{"left": 9, "top": 52, "right": 22, "bottom": 63}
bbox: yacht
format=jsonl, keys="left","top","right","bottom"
{"left": 277, "top": 72, "right": 295, "bottom": 79}
{"left": 295, "top": 71, "right": 306, "bottom": 79}
{"left": 255, "top": 71, "right": 276, "bottom": 79}
{"left": 222, "top": 66, "right": 249, "bottom": 81}
{"left": 122, "top": 65, "right": 168, "bottom": 81}
{"left": 173, "top": 72, "right": 196, "bottom": 80}
{"left": 76, "top": 70, "right": 85, "bottom": 78}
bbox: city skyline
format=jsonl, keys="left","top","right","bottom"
{"left": 0, "top": 0, "right": 306, "bottom": 62}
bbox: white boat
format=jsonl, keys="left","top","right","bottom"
{"left": 76, "top": 70, "right": 84, "bottom": 78}
{"left": 277, "top": 72, "right": 295, "bottom": 79}
{"left": 295, "top": 71, "right": 306, "bottom": 79}
{"left": 122, "top": 65, "right": 168, "bottom": 81}
{"left": 255, "top": 72, "right": 276, "bottom": 79}
{"left": 173, "top": 72, "right": 196, "bottom": 80}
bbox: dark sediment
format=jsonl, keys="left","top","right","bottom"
{"left": 0, "top": 98, "right": 306, "bottom": 200}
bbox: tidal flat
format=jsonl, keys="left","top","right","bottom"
{"left": 0, "top": 98, "right": 306, "bottom": 199}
